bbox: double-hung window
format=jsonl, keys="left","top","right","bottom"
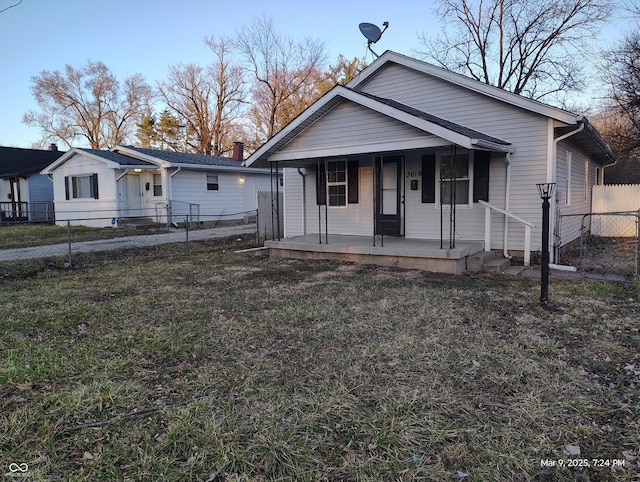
{"left": 153, "top": 173, "right": 163, "bottom": 196}
{"left": 206, "top": 173, "right": 219, "bottom": 191}
{"left": 65, "top": 174, "right": 99, "bottom": 200}
{"left": 422, "top": 151, "right": 490, "bottom": 205}
{"left": 327, "top": 160, "right": 347, "bottom": 206}
{"left": 316, "top": 159, "right": 359, "bottom": 206}
{"left": 440, "top": 153, "right": 470, "bottom": 205}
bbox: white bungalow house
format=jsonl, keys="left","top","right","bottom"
{"left": 41, "top": 145, "right": 276, "bottom": 227}
{"left": 244, "top": 51, "right": 615, "bottom": 274}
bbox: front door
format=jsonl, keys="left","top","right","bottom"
{"left": 375, "top": 155, "right": 402, "bottom": 236}
{"left": 124, "top": 174, "right": 142, "bottom": 215}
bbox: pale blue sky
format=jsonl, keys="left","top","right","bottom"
{"left": 0, "top": 0, "right": 631, "bottom": 149}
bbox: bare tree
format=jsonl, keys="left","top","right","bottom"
{"left": 23, "top": 60, "right": 153, "bottom": 149}
{"left": 158, "top": 38, "right": 246, "bottom": 156}
{"left": 233, "top": 14, "right": 327, "bottom": 142}
{"left": 416, "top": 0, "right": 612, "bottom": 101}
{"left": 596, "top": 1, "right": 640, "bottom": 182}
{"left": 203, "top": 36, "right": 248, "bottom": 156}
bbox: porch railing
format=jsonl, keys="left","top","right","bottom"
{"left": 478, "top": 200, "right": 535, "bottom": 266}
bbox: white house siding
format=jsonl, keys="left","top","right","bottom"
{"left": 302, "top": 164, "right": 374, "bottom": 236}
{"left": 555, "top": 140, "right": 602, "bottom": 245}
{"left": 282, "top": 163, "right": 376, "bottom": 237}
{"left": 283, "top": 168, "right": 304, "bottom": 237}
{"left": 51, "top": 154, "right": 118, "bottom": 226}
{"left": 360, "top": 63, "right": 549, "bottom": 251}
{"left": 403, "top": 151, "right": 508, "bottom": 247}
{"left": 281, "top": 101, "right": 435, "bottom": 155}
{"left": 170, "top": 170, "right": 270, "bottom": 221}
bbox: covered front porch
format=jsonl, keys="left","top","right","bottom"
{"left": 265, "top": 234, "right": 496, "bottom": 274}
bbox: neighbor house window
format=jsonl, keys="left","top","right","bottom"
{"left": 206, "top": 173, "right": 219, "bottom": 191}
{"left": 153, "top": 173, "right": 162, "bottom": 196}
{"left": 327, "top": 160, "right": 347, "bottom": 206}
{"left": 65, "top": 174, "right": 98, "bottom": 200}
{"left": 440, "top": 153, "right": 470, "bottom": 205}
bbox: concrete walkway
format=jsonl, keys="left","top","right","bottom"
{"left": 519, "top": 267, "right": 630, "bottom": 282}
{"left": 0, "top": 224, "right": 256, "bottom": 261}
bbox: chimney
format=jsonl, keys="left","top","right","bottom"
{"left": 232, "top": 141, "right": 244, "bottom": 162}
{"left": 48, "top": 143, "right": 58, "bottom": 151}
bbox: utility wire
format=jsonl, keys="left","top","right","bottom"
{"left": 0, "top": 0, "right": 23, "bottom": 14}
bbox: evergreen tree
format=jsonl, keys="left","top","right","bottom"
{"left": 135, "top": 110, "right": 157, "bottom": 148}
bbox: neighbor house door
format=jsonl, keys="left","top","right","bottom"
{"left": 124, "top": 174, "right": 143, "bottom": 215}
{"left": 375, "top": 155, "right": 403, "bottom": 236}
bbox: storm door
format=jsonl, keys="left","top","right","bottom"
{"left": 375, "top": 155, "right": 403, "bottom": 236}
{"left": 124, "top": 174, "right": 143, "bottom": 215}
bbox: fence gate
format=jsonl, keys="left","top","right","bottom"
{"left": 557, "top": 211, "right": 640, "bottom": 278}
{"left": 257, "top": 191, "right": 283, "bottom": 244}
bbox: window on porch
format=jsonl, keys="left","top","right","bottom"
{"left": 440, "top": 153, "right": 470, "bottom": 205}
{"left": 327, "top": 160, "right": 347, "bottom": 206}
{"left": 422, "top": 151, "right": 490, "bottom": 205}
{"left": 316, "top": 159, "right": 359, "bottom": 206}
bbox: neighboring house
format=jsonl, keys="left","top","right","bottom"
{"left": 244, "top": 51, "right": 615, "bottom": 273}
{"left": 41, "top": 144, "right": 276, "bottom": 227}
{"left": 0, "top": 145, "right": 64, "bottom": 222}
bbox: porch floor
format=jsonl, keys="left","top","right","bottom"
{"left": 265, "top": 234, "right": 485, "bottom": 274}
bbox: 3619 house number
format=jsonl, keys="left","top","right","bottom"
{"left": 406, "top": 171, "right": 422, "bottom": 178}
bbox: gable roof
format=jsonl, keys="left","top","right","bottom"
{"left": 347, "top": 51, "right": 581, "bottom": 124}
{"left": 0, "top": 146, "right": 66, "bottom": 178}
{"left": 353, "top": 89, "right": 511, "bottom": 149}
{"left": 245, "top": 50, "right": 615, "bottom": 167}
{"left": 245, "top": 85, "right": 513, "bottom": 167}
{"left": 41, "top": 147, "right": 156, "bottom": 173}
{"left": 117, "top": 146, "right": 242, "bottom": 168}
{"left": 42, "top": 145, "right": 271, "bottom": 175}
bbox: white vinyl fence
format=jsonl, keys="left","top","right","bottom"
{"left": 591, "top": 184, "right": 640, "bottom": 237}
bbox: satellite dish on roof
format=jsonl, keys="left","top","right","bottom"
{"left": 359, "top": 23, "right": 382, "bottom": 43}
{"left": 358, "top": 21, "right": 389, "bottom": 59}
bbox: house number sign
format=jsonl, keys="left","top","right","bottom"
{"left": 406, "top": 171, "right": 422, "bottom": 178}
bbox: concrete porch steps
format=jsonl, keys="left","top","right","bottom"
{"left": 118, "top": 217, "right": 160, "bottom": 230}
{"left": 468, "top": 251, "right": 512, "bottom": 273}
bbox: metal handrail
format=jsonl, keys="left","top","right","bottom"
{"left": 478, "top": 200, "right": 535, "bottom": 266}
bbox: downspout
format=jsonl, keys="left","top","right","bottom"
{"left": 551, "top": 120, "right": 585, "bottom": 262}
{"left": 169, "top": 167, "right": 181, "bottom": 201}
{"left": 503, "top": 152, "right": 511, "bottom": 258}
{"left": 297, "top": 168, "right": 306, "bottom": 235}
{"left": 168, "top": 167, "right": 181, "bottom": 225}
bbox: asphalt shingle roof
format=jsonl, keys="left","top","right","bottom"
{"left": 82, "top": 149, "right": 156, "bottom": 166}
{"left": 0, "top": 146, "right": 66, "bottom": 178}
{"left": 350, "top": 89, "right": 511, "bottom": 146}
{"left": 123, "top": 146, "right": 242, "bottom": 167}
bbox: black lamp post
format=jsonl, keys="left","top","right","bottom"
{"left": 537, "top": 183, "right": 555, "bottom": 304}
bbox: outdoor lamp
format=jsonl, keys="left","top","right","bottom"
{"left": 537, "top": 183, "right": 555, "bottom": 304}
{"left": 537, "top": 183, "right": 555, "bottom": 200}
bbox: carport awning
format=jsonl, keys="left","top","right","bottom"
{"left": 245, "top": 86, "right": 513, "bottom": 168}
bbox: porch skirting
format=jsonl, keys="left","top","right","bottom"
{"left": 265, "top": 234, "right": 485, "bottom": 274}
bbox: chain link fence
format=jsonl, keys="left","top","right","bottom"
{"left": 557, "top": 210, "right": 639, "bottom": 278}
{"left": 0, "top": 207, "right": 259, "bottom": 267}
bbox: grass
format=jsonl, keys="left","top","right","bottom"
{"left": 1, "top": 236, "right": 639, "bottom": 481}
{"left": 0, "top": 223, "right": 170, "bottom": 249}
{"left": 559, "top": 235, "right": 637, "bottom": 277}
